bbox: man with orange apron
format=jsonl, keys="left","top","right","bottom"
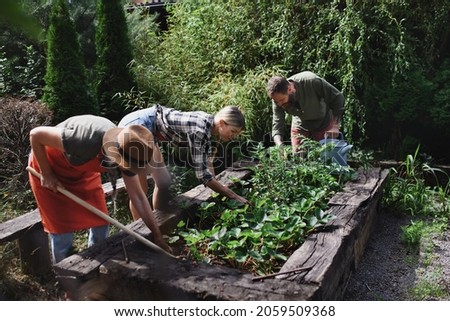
{"left": 29, "top": 115, "right": 170, "bottom": 263}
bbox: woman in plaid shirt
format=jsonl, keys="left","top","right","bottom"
{"left": 119, "top": 105, "right": 250, "bottom": 220}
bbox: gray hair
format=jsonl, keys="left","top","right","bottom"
{"left": 266, "top": 76, "right": 289, "bottom": 96}
{"left": 215, "top": 106, "right": 245, "bottom": 129}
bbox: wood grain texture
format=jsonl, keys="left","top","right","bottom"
{"left": 56, "top": 166, "right": 389, "bottom": 301}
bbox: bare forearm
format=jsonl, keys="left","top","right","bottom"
{"left": 205, "top": 178, "right": 250, "bottom": 205}
{"left": 208, "top": 157, "right": 216, "bottom": 178}
{"left": 123, "top": 175, "right": 162, "bottom": 237}
{"left": 132, "top": 196, "right": 162, "bottom": 238}
{"left": 206, "top": 178, "right": 234, "bottom": 198}
{"left": 29, "top": 127, "right": 64, "bottom": 174}
{"left": 123, "top": 174, "right": 171, "bottom": 252}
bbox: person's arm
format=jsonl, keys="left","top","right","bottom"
{"left": 326, "top": 115, "right": 342, "bottom": 139}
{"left": 272, "top": 100, "right": 285, "bottom": 146}
{"left": 122, "top": 173, "right": 171, "bottom": 253}
{"left": 29, "top": 126, "right": 65, "bottom": 192}
{"left": 205, "top": 178, "right": 250, "bottom": 205}
{"left": 190, "top": 133, "right": 250, "bottom": 205}
{"left": 206, "top": 155, "right": 251, "bottom": 206}
{"left": 208, "top": 156, "right": 216, "bottom": 178}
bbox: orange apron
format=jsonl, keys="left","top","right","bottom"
{"left": 28, "top": 147, "right": 109, "bottom": 234}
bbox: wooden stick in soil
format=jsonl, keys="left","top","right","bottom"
{"left": 252, "top": 266, "right": 313, "bottom": 281}
{"left": 27, "top": 166, "right": 176, "bottom": 259}
{"left": 121, "top": 240, "right": 130, "bottom": 263}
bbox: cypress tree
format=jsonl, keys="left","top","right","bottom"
{"left": 42, "top": 0, "right": 97, "bottom": 124}
{"left": 95, "top": 0, "right": 136, "bottom": 122}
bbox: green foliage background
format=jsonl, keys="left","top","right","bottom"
{"left": 41, "top": 0, "right": 96, "bottom": 123}
{"left": 126, "top": 0, "right": 450, "bottom": 161}
{"left": 95, "top": 0, "right": 136, "bottom": 122}
{"left": 1, "top": 0, "right": 450, "bottom": 159}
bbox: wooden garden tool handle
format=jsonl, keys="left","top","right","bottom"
{"left": 27, "top": 166, "right": 175, "bottom": 259}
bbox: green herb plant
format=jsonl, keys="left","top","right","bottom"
{"left": 170, "top": 142, "right": 354, "bottom": 275}
{"left": 383, "top": 145, "right": 449, "bottom": 217}
{"left": 383, "top": 145, "right": 450, "bottom": 261}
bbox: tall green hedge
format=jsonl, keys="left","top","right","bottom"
{"left": 42, "top": 0, "right": 96, "bottom": 124}
{"left": 95, "top": 0, "right": 136, "bottom": 122}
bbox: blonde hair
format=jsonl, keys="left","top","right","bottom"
{"left": 214, "top": 106, "right": 245, "bottom": 129}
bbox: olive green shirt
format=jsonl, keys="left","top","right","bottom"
{"left": 272, "top": 71, "right": 344, "bottom": 141}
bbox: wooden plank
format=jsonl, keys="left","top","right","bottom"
{"left": 55, "top": 166, "right": 389, "bottom": 301}
{"left": 328, "top": 168, "right": 388, "bottom": 206}
{"left": 101, "top": 177, "right": 127, "bottom": 197}
{"left": 0, "top": 209, "right": 52, "bottom": 275}
{"left": 0, "top": 209, "right": 41, "bottom": 243}
{"left": 70, "top": 249, "right": 316, "bottom": 300}
{"left": 276, "top": 168, "right": 389, "bottom": 300}
{"left": 53, "top": 164, "right": 254, "bottom": 278}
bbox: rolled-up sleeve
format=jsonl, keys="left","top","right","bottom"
{"left": 272, "top": 101, "right": 286, "bottom": 140}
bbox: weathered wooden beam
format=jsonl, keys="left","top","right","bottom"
{"left": 0, "top": 209, "right": 41, "bottom": 244}
{"left": 53, "top": 163, "right": 255, "bottom": 279}
{"left": 0, "top": 175, "right": 153, "bottom": 276}
{"left": 70, "top": 251, "right": 315, "bottom": 301}
{"left": 54, "top": 166, "right": 389, "bottom": 301}
{"left": 0, "top": 209, "right": 51, "bottom": 276}
{"left": 277, "top": 168, "right": 389, "bottom": 300}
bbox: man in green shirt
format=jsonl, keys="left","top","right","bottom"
{"left": 267, "top": 71, "right": 345, "bottom": 153}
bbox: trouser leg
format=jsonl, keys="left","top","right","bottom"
{"left": 49, "top": 232, "right": 73, "bottom": 264}
{"left": 88, "top": 225, "right": 109, "bottom": 247}
{"left": 149, "top": 145, "right": 173, "bottom": 211}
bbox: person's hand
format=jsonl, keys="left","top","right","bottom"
{"left": 40, "top": 171, "right": 64, "bottom": 193}
{"left": 324, "top": 128, "right": 340, "bottom": 139}
{"left": 234, "top": 195, "right": 253, "bottom": 207}
{"left": 273, "top": 135, "right": 284, "bottom": 147}
{"left": 154, "top": 235, "right": 173, "bottom": 254}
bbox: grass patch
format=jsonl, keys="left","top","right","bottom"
{"left": 409, "top": 268, "right": 447, "bottom": 300}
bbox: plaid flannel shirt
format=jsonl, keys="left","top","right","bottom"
{"left": 155, "top": 105, "right": 215, "bottom": 185}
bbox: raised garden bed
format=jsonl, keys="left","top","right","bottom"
{"left": 54, "top": 163, "right": 388, "bottom": 301}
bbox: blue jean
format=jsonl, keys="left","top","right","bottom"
{"left": 118, "top": 106, "right": 157, "bottom": 131}
{"left": 49, "top": 225, "right": 109, "bottom": 263}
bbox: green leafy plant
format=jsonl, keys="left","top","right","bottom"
{"left": 171, "top": 143, "right": 353, "bottom": 275}
{"left": 383, "top": 146, "right": 438, "bottom": 216}
{"left": 42, "top": 0, "right": 96, "bottom": 123}
{"left": 401, "top": 220, "right": 426, "bottom": 251}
